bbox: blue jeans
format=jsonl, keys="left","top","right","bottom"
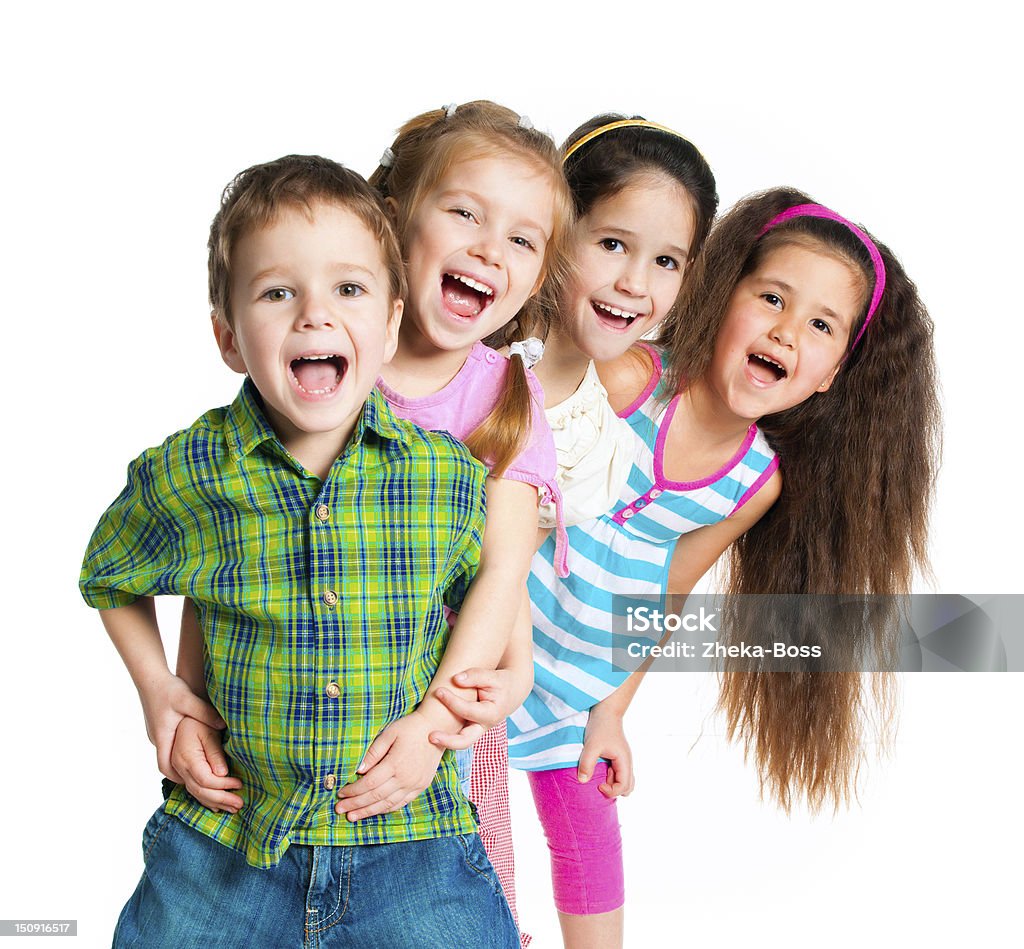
{"left": 113, "top": 807, "right": 519, "bottom": 948}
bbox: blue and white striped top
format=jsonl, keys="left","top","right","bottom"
{"left": 507, "top": 347, "right": 779, "bottom": 771}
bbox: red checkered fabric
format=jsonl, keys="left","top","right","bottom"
{"left": 470, "top": 721, "right": 531, "bottom": 947}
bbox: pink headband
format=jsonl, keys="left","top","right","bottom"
{"left": 759, "top": 203, "right": 886, "bottom": 350}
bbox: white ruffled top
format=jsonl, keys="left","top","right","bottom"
{"left": 538, "top": 360, "right": 636, "bottom": 529}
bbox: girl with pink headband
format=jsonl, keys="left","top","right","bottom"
{"left": 503, "top": 167, "right": 938, "bottom": 947}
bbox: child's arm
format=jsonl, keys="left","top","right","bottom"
{"left": 168, "top": 601, "right": 244, "bottom": 813}
{"left": 429, "top": 588, "right": 534, "bottom": 749}
{"left": 336, "top": 477, "right": 537, "bottom": 821}
{"left": 579, "top": 472, "right": 783, "bottom": 798}
{"left": 99, "top": 598, "right": 226, "bottom": 782}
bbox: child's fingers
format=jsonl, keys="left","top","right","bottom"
{"left": 184, "top": 779, "right": 244, "bottom": 814}
{"left": 155, "top": 728, "right": 184, "bottom": 784}
{"left": 598, "top": 762, "right": 628, "bottom": 798}
{"left": 340, "top": 790, "right": 420, "bottom": 821}
{"left": 180, "top": 693, "right": 227, "bottom": 731}
{"left": 429, "top": 723, "right": 485, "bottom": 751}
{"left": 577, "top": 744, "right": 601, "bottom": 783}
{"left": 199, "top": 730, "right": 231, "bottom": 778}
{"left": 451, "top": 668, "right": 500, "bottom": 690}
{"left": 183, "top": 762, "right": 243, "bottom": 791}
{"left": 433, "top": 689, "right": 498, "bottom": 727}
{"left": 335, "top": 779, "right": 404, "bottom": 819}
{"left": 336, "top": 762, "right": 394, "bottom": 799}
{"left": 355, "top": 729, "right": 399, "bottom": 774}
{"left": 598, "top": 755, "right": 635, "bottom": 798}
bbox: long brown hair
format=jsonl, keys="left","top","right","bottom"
{"left": 369, "top": 101, "right": 574, "bottom": 475}
{"left": 659, "top": 187, "right": 941, "bottom": 810}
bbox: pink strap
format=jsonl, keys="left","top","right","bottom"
{"left": 759, "top": 203, "right": 885, "bottom": 350}
{"left": 542, "top": 479, "right": 570, "bottom": 578}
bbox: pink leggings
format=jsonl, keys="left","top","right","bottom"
{"left": 527, "top": 763, "right": 624, "bottom": 915}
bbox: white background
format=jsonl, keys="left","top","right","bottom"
{"left": 2, "top": 2, "right": 1021, "bottom": 947}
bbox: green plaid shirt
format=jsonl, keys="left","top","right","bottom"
{"left": 81, "top": 380, "right": 486, "bottom": 868}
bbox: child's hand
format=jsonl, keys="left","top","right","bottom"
{"left": 428, "top": 668, "right": 526, "bottom": 749}
{"left": 335, "top": 710, "right": 444, "bottom": 821}
{"left": 170, "top": 717, "right": 244, "bottom": 814}
{"left": 578, "top": 700, "right": 635, "bottom": 799}
{"left": 139, "top": 674, "right": 226, "bottom": 783}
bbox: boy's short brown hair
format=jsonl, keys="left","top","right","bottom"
{"left": 209, "top": 155, "right": 407, "bottom": 324}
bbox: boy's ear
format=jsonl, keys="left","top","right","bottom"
{"left": 212, "top": 310, "right": 247, "bottom": 375}
{"left": 383, "top": 298, "right": 403, "bottom": 365}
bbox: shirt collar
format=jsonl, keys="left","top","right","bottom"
{"left": 224, "top": 378, "right": 409, "bottom": 461}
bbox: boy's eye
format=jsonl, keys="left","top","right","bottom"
{"left": 511, "top": 235, "right": 536, "bottom": 251}
{"left": 811, "top": 317, "right": 832, "bottom": 335}
{"left": 600, "top": 238, "right": 623, "bottom": 253}
{"left": 655, "top": 255, "right": 678, "bottom": 271}
{"left": 263, "top": 288, "right": 294, "bottom": 302}
{"left": 338, "top": 283, "right": 365, "bottom": 298}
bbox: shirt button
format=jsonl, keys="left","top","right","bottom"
{"left": 325, "top": 682, "right": 341, "bottom": 698}
{"left": 622, "top": 509, "right": 635, "bottom": 519}
{"left": 649, "top": 488, "right": 663, "bottom": 499}
{"left": 323, "top": 590, "right": 339, "bottom": 607}
{"left": 485, "top": 351, "right": 498, "bottom": 364}
{"left": 635, "top": 499, "right": 646, "bottom": 508}
{"left": 315, "top": 504, "right": 330, "bottom": 521}
{"left": 323, "top": 774, "right": 337, "bottom": 790}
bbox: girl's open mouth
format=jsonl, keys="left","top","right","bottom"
{"left": 289, "top": 354, "right": 347, "bottom": 396}
{"left": 442, "top": 272, "right": 494, "bottom": 319}
{"left": 746, "top": 353, "right": 788, "bottom": 384}
{"left": 592, "top": 300, "right": 640, "bottom": 331}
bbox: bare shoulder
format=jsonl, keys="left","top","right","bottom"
{"left": 595, "top": 345, "right": 656, "bottom": 414}
{"left": 733, "top": 468, "right": 782, "bottom": 527}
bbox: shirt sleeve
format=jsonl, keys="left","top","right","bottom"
{"left": 442, "top": 459, "right": 487, "bottom": 613}
{"left": 499, "top": 369, "right": 569, "bottom": 577}
{"left": 79, "top": 451, "right": 179, "bottom": 609}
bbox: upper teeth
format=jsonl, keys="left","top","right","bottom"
{"left": 449, "top": 273, "right": 493, "bottom": 296}
{"left": 594, "top": 301, "right": 639, "bottom": 320}
{"left": 300, "top": 354, "right": 337, "bottom": 361}
{"left": 753, "top": 354, "right": 785, "bottom": 371}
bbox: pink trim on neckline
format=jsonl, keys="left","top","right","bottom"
{"left": 654, "top": 402, "right": 759, "bottom": 491}
{"left": 617, "top": 343, "right": 663, "bottom": 419}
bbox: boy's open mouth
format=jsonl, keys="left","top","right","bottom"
{"left": 289, "top": 354, "right": 347, "bottom": 395}
{"left": 747, "top": 352, "right": 788, "bottom": 383}
{"left": 442, "top": 272, "right": 494, "bottom": 319}
{"left": 592, "top": 300, "right": 640, "bottom": 330}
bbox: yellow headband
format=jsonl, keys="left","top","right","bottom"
{"left": 561, "top": 119, "right": 692, "bottom": 164}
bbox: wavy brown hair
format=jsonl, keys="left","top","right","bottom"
{"left": 658, "top": 187, "right": 941, "bottom": 810}
{"left": 369, "top": 101, "right": 574, "bottom": 476}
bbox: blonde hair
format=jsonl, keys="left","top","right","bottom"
{"left": 370, "top": 101, "right": 574, "bottom": 475}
